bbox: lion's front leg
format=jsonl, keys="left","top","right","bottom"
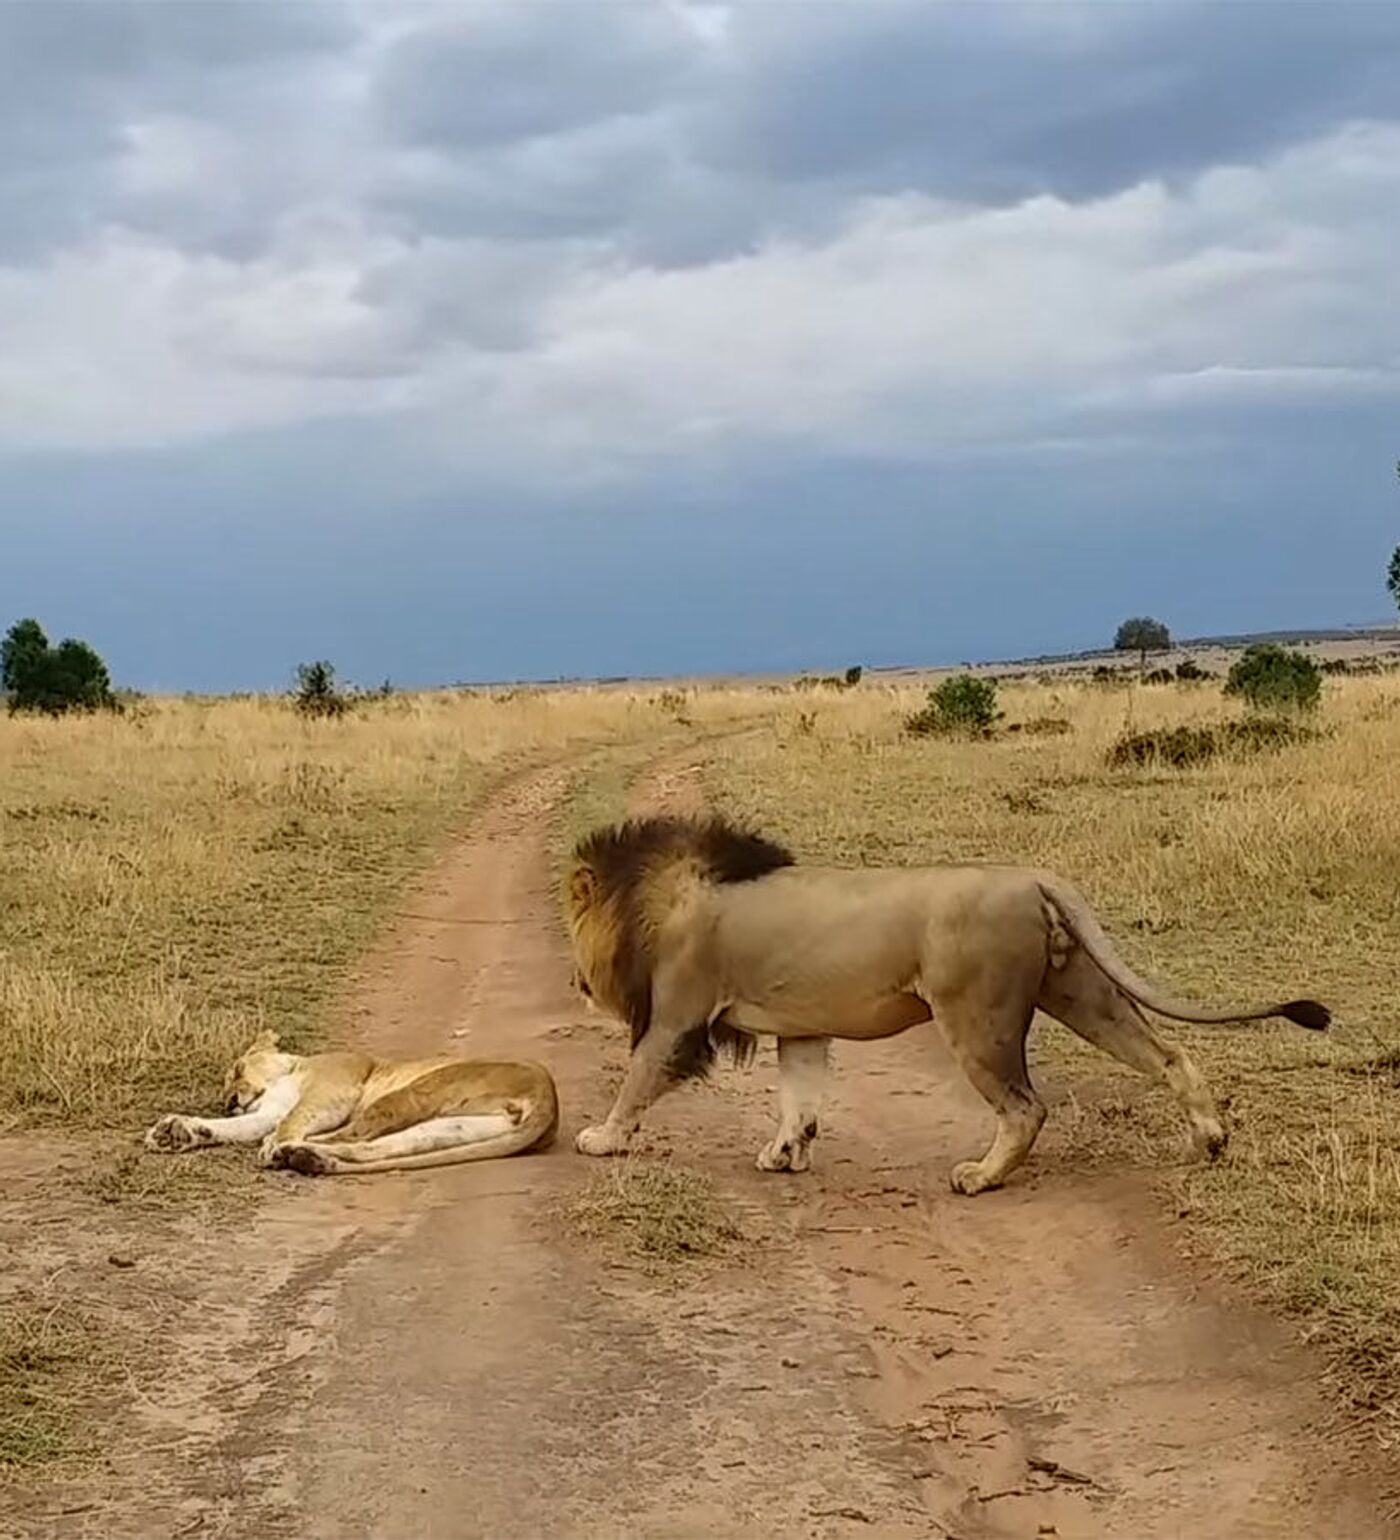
{"left": 756, "top": 1036, "right": 829, "bottom": 1174}
{"left": 576, "top": 1021, "right": 689, "bottom": 1157}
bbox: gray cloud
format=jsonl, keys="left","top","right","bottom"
{"left": 698, "top": 1, "right": 1400, "bottom": 202}
{"left": 0, "top": 0, "right": 1397, "bottom": 472}
{"left": 374, "top": 4, "right": 701, "bottom": 151}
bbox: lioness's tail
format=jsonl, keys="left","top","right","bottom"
{"left": 1037, "top": 876, "right": 1330, "bottom": 1030}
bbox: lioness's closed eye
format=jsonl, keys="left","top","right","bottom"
{"left": 144, "top": 1032, "right": 559, "bottom": 1177}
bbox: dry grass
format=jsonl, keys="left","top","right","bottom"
{"left": 0, "top": 1303, "right": 100, "bottom": 1472}
{"left": 560, "top": 1157, "right": 745, "bottom": 1268}
{"left": 0, "top": 688, "right": 764, "bottom": 1133}
{"left": 702, "top": 671, "right": 1400, "bottom": 1433}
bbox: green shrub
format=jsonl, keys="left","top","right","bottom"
{"left": 1174, "top": 657, "right": 1212, "bottom": 681}
{"left": 844, "top": 665, "right": 863, "bottom": 687}
{"left": 291, "top": 660, "right": 349, "bottom": 719}
{"left": 905, "top": 674, "right": 1000, "bottom": 737}
{"left": 1224, "top": 644, "right": 1321, "bottom": 712}
{"left": 1144, "top": 667, "right": 1175, "bottom": 685}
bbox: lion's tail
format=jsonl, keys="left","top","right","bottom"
{"left": 1036, "top": 876, "right": 1330, "bottom": 1031}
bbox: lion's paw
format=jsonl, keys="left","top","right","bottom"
{"left": 575, "top": 1123, "right": 630, "bottom": 1157}
{"left": 755, "top": 1137, "right": 811, "bottom": 1174}
{"left": 949, "top": 1160, "right": 999, "bottom": 1197}
{"left": 143, "top": 1114, "right": 208, "bottom": 1153}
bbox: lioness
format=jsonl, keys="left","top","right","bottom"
{"left": 144, "top": 1031, "right": 559, "bottom": 1176}
{"left": 565, "top": 816, "right": 1328, "bottom": 1195}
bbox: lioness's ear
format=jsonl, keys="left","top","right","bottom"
{"left": 249, "top": 1029, "right": 281, "bottom": 1051}
{"left": 568, "top": 866, "right": 597, "bottom": 910}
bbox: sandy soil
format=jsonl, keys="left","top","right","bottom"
{"left": 4, "top": 758, "right": 1395, "bottom": 1539}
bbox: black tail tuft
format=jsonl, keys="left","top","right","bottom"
{"left": 1280, "top": 998, "right": 1331, "bottom": 1031}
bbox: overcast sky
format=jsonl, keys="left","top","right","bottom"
{"left": 3, "top": 1, "right": 1398, "bottom": 690}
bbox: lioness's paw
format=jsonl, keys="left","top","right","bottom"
{"left": 281, "top": 1144, "right": 337, "bottom": 1177}
{"left": 756, "top": 1138, "right": 811, "bottom": 1174}
{"left": 1191, "top": 1119, "right": 1229, "bottom": 1162}
{"left": 949, "top": 1160, "right": 999, "bottom": 1197}
{"left": 258, "top": 1137, "right": 293, "bottom": 1169}
{"left": 144, "top": 1114, "right": 208, "bottom": 1153}
{"left": 575, "top": 1123, "right": 630, "bottom": 1157}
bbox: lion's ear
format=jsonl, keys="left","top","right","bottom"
{"left": 249, "top": 1029, "right": 281, "bottom": 1051}
{"left": 568, "top": 866, "right": 597, "bottom": 910}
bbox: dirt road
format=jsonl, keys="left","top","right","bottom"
{"left": 11, "top": 761, "right": 1393, "bottom": 1538}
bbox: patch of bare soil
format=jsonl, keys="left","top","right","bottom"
{"left": 4, "top": 758, "right": 1395, "bottom": 1538}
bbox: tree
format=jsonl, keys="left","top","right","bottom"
{"left": 1, "top": 618, "right": 48, "bottom": 697}
{"left": 1388, "top": 461, "right": 1399, "bottom": 615}
{"left": 3, "top": 617, "right": 115, "bottom": 715}
{"left": 1114, "top": 616, "right": 1171, "bottom": 672}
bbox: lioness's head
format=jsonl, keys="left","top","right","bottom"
{"left": 222, "top": 1030, "right": 293, "bottom": 1113}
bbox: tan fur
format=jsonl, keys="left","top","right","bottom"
{"left": 144, "top": 1031, "right": 559, "bottom": 1176}
{"left": 566, "top": 817, "right": 1328, "bottom": 1194}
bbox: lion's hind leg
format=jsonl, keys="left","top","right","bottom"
{"left": 1038, "top": 951, "right": 1226, "bottom": 1159}
{"left": 934, "top": 991, "right": 1045, "bottom": 1197}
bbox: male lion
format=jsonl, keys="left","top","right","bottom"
{"left": 565, "top": 816, "right": 1329, "bottom": 1195}
{"left": 144, "top": 1031, "right": 559, "bottom": 1176}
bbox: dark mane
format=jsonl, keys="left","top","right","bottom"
{"left": 572, "top": 814, "right": 793, "bottom": 900}
{"left": 570, "top": 815, "right": 794, "bottom": 1053}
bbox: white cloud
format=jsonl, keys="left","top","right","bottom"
{"left": 413, "top": 122, "right": 1400, "bottom": 470}
{"left": 1, "top": 119, "right": 1397, "bottom": 469}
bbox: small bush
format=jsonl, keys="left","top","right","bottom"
{"left": 1090, "top": 664, "right": 1132, "bottom": 687}
{"left": 844, "top": 665, "right": 863, "bottom": 687}
{"left": 292, "top": 660, "right": 349, "bottom": 719}
{"left": 905, "top": 674, "right": 1000, "bottom": 737}
{"left": 653, "top": 688, "right": 690, "bottom": 723}
{"left": 1107, "top": 716, "right": 1318, "bottom": 769}
{"left": 1144, "top": 667, "right": 1175, "bottom": 685}
{"left": 1012, "top": 715, "right": 1072, "bottom": 737}
{"left": 1225, "top": 644, "right": 1321, "bottom": 712}
{"left": 1174, "top": 657, "right": 1212, "bottom": 681}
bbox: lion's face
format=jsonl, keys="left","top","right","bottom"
{"left": 566, "top": 866, "right": 619, "bottom": 1018}
{"left": 570, "top": 966, "right": 597, "bottom": 1014}
{"left": 221, "top": 1032, "right": 289, "bottom": 1113}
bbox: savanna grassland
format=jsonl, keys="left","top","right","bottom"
{"left": 701, "top": 666, "right": 1400, "bottom": 1438}
{"left": 4, "top": 654, "right": 1400, "bottom": 1481}
{"left": 0, "top": 684, "right": 698, "bottom": 1472}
